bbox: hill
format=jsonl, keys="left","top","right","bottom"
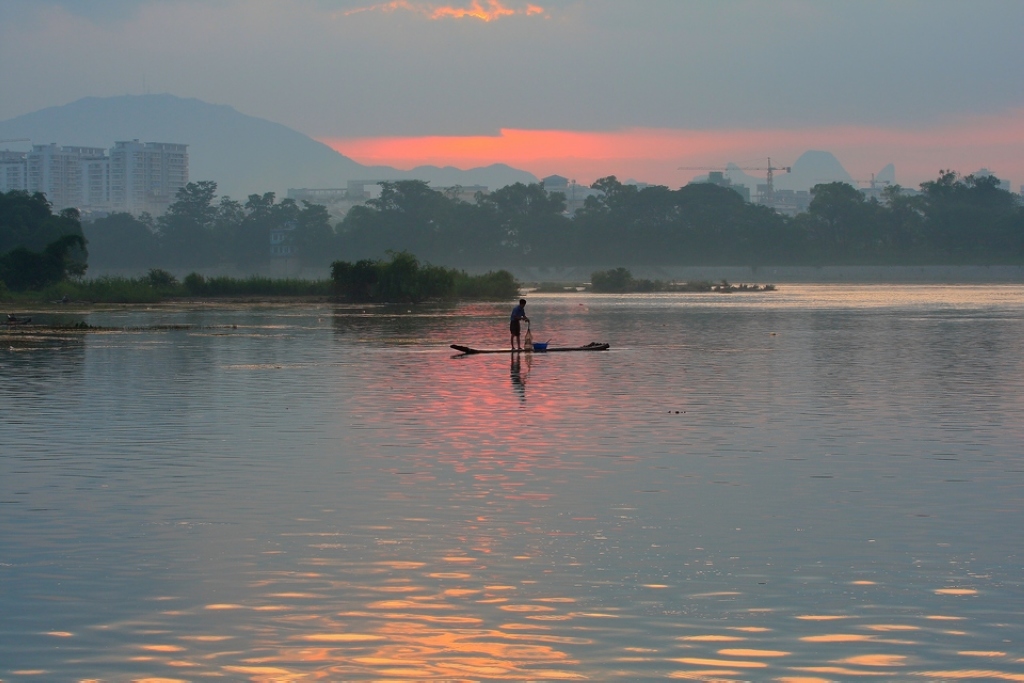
{"left": 0, "top": 94, "right": 538, "bottom": 200}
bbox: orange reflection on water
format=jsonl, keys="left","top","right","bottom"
{"left": 139, "top": 644, "right": 185, "bottom": 652}
{"left": 862, "top": 624, "right": 918, "bottom": 634}
{"left": 296, "top": 633, "right": 385, "bottom": 642}
{"left": 838, "top": 654, "right": 908, "bottom": 666}
{"left": 667, "top": 671, "right": 745, "bottom": 680}
{"left": 916, "top": 672, "right": 1024, "bottom": 681}
{"left": 718, "top": 648, "right": 790, "bottom": 657}
{"left": 791, "top": 665, "right": 894, "bottom": 676}
{"left": 671, "top": 656, "right": 768, "bottom": 668}
{"left": 679, "top": 635, "right": 747, "bottom": 642}
{"left": 800, "top": 634, "right": 876, "bottom": 642}
{"left": 177, "top": 635, "right": 233, "bottom": 642}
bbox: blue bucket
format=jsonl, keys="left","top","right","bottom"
{"left": 532, "top": 342, "right": 548, "bottom": 351}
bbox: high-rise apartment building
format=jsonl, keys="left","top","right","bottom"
{"left": 26, "top": 144, "right": 107, "bottom": 210}
{"left": 0, "top": 151, "right": 28, "bottom": 193}
{"left": 0, "top": 140, "right": 188, "bottom": 215}
{"left": 109, "top": 140, "right": 188, "bottom": 215}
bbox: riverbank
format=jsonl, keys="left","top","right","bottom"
{"left": 512, "top": 264, "right": 1024, "bottom": 284}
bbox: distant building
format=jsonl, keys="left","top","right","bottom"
{"left": 287, "top": 188, "right": 349, "bottom": 203}
{"left": 542, "top": 174, "right": 569, "bottom": 191}
{"left": 0, "top": 150, "right": 28, "bottom": 193}
{"left": 109, "top": 140, "right": 188, "bottom": 215}
{"left": 542, "top": 174, "right": 590, "bottom": 214}
{"left": 771, "top": 189, "right": 812, "bottom": 216}
{"left": 0, "top": 140, "right": 188, "bottom": 216}
{"left": 973, "top": 168, "right": 1011, "bottom": 192}
{"left": 438, "top": 184, "right": 488, "bottom": 203}
{"left": 270, "top": 220, "right": 296, "bottom": 258}
{"left": 269, "top": 220, "right": 300, "bottom": 277}
{"left": 346, "top": 180, "right": 391, "bottom": 200}
{"left": 26, "top": 144, "right": 106, "bottom": 210}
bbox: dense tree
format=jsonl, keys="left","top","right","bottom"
{"left": 476, "top": 182, "right": 568, "bottom": 263}
{"left": 1, "top": 191, "right": 88, "bottom": 289}
{"left": 799, "top": 182, "right": 879, "bottom": 259}
{"left": 83, "top": 213, "right": 160, "bottom": 269}
{"left": 293, "top": 201, "right": 337, "bottom": 266}
{"left": 918, "top": 171, "right": 1021, "bottom": 259}
{"left": 0, "top": 190, "right": 86, "bottom": 255}
{"left": 158, "top": 181, "right": 219, "bottom": 267}
{"left": 0, "top": 233, "right": 87, "bottom": 290}
{"left": 211, "top": 196, "right": 245, "bottom": 263}
{"left": 233, "top": 192, "right": 282, "bottom": 269}
{"left": 330, "top": 250, "right": 517, "bottom": 302}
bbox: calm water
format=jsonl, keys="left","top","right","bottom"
{"left": 2, "top": 284, "right": 1023, "bottom": 681}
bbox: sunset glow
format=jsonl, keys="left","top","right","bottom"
{"left": 320, "top": 110, "right": 1024, "bottom": 190}
{"left": 346, "top": 0, "right": 545, "bottom": 21}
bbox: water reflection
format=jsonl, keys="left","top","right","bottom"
{"left": 509, "top": 353, "right": 531, "bottom": 403}
{"left": 2, "top": 287, "right": 1024, "bottom": 680}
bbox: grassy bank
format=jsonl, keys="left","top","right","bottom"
{"left": 2, "top": 263, "right": 519, "bottom": 305}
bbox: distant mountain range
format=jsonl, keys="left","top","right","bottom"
{"left": 0, "top": 94, "right": 538, "bottom": 200}
{"left": 0, "top": 94, "right": 898, "bottom": 201}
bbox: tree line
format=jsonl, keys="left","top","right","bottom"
{"left": 81, "top": 181, "right": 338, "bottom": 271}
{"left": 107, "top": 171, "right": 1016, "bottom": 269}
{"left": 4, "top": 169, "right": 1024, "bottom": 293}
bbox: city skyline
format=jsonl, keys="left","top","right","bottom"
{"left": 1, "top": 1, "right": 1022, "bottom": 191}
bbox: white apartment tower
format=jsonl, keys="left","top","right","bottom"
{"left": 0, "top": 151, "right": 28, "bottom": 193}
{"left": 0, "top": 140, "right": 187, "bottom": 215}
{"left": 109, "top": 140, "right": 188, "bottom": 215}
{"left": 27, "top": 144, "right": 107, "bottom": 209}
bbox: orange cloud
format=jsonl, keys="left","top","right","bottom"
{"left": 346, "top": 0, "right": 545, "bottom": 21}
{"left": 319, "top": 110, "right": 1024, "bottom": 190}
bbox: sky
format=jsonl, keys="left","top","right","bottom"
{"left": 1, "top": 0, "right": 1023, "bottom": 191}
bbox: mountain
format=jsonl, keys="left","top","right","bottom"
{"left": 0, "top": 94, "right": 537, "bottom": 200}
{"left": 875, "top": 163, "right": 896, "bottom": 185}
{"left": 775, "top": 150, "right": 853, "bottom": 191}
{"left": 711, "top": 151, "right": 894, "bottom": 194}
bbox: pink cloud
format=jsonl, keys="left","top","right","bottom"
{"left": 344, "top": 0, "right": 546, "bottom": 21}
{"left": 319, "top": 109, "right": 1024, "bottom": 190}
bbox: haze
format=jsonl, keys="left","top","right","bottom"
{"left": 1, "top": 0, "right": 1022, "bottom": 190}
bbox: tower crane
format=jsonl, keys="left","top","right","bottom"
{"left": 856, "top": 174, "right": 891, "bottom": 192}
{"left": 0, "top": 138, "right": 31, "bottom": 146}
{"left": 678, "top": 157, "right": 791, "bottom": 206}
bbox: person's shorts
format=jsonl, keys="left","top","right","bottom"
{"left": 510, "top": 320, "right": 521, "bottom": 335}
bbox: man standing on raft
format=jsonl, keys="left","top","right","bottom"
{"left": 510, "top": 299, "right": 529, "bottom": 350}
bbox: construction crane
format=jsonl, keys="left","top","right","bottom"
{"left": 0, "top": 137, "right": 31, "bottom": 150}
{"left": 856, "top": 174, "right": 891, "bottom": 192}
{"left": 679, "top": 157, "right": 791, "bottom": 206}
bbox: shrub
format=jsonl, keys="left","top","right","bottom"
{"left": 146, "top": 268, "right": 179, "bottom": 289}
{"left": 454, "top": 269, "right": 518, "bottom": 299}
{"left": 331, "top": 252, "right": 519, "bottom": 302}
{"left": 183, "top": 272, "right": 206, "bottom": 295}
{"left": 590, "top": 267, "right": 634, "bottom": 293}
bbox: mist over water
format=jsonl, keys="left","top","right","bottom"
{"left": 2, "top": 285, "right": 1023, "bottom": 680}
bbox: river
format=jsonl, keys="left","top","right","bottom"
{"left": 2, "top": 284, "right": 1023, "bottom": 680}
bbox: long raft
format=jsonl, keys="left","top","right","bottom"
{"left": 451, "top": 342, "right": 609, "bottom": 355}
